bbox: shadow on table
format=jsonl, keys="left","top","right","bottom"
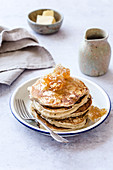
{"left": 86, "top": 69, "right": 113, "bottom": 86}
{"left": 23, "top": 110, "right": 113, "bottom": 153}
{"left": 51, "top": 111, "right": 113, "bottom": 151}
{"left": 9, "top": 98, "right": 113, "bottom": 154}
{"left": 37, "top": 28, "right": 69, "bottom": 40}
{"left": 36, "top": 110, "right": 112, "bottom": 152}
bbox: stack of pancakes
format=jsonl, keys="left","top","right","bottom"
{"left": 28, "top": 65, "right": 92, "bottom": 131}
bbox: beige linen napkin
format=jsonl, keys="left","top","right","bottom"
{"left": 0, "top": 26, "right": 55, "bottom": 85}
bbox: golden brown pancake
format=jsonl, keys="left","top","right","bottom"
{"left": 31, "top": 106, "right": 88, "bottom": 131}
{"left": 31, "top": 94, "right": 92, "bottom": 119}
{"left": 28, "top": 64, "right": 93, "bottom": 132}
{"left": 30, "top": 77, "right": 89, "bottom": 107}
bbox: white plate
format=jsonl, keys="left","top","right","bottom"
{"left": 10, "top": 76, "right": 111, "bottom": 137}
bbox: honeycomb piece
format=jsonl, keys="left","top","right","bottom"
{"left": 41, "top": 64, "right": 70, "bottom": 91}
{"left": 53, "top": 64, "right": 70, "bottom": 79}
{"left": 88, "top": 106, "right": 107, "bottom": 122}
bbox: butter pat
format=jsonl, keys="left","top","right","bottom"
{"left": 42, "top": 10, "right": 56, "bottom": 23}
{"left": 36, "top": 15, "right": 55, "bottom": 25}
{"left": 43, "top": 10, "right": 54, "bottom": 17}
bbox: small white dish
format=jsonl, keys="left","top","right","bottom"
{"left": 10, "top": 76, "right": 111, "bottom": 137}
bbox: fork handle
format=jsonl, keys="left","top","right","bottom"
{"left": 34, "top": 118, "right": 68, "bottom": 143}
{"left": 34, "top": 118, "right": 52, "bottom": 132}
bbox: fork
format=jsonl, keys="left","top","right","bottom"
{"left": 15, "top": 99, "right": 69, "bottom": 143}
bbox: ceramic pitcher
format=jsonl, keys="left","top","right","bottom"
{"left": 79, "top": 28, "right": 111, "bottom": 76}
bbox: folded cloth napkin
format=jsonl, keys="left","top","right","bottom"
{"left": 0, "top": 26, "right": 55, "bottom": 85}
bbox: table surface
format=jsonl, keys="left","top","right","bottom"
{"left": 0, "top": 0, "right": 113, "bottom": 169}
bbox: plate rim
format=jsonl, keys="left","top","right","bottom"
{"left": 9, "top": 76, "right": 111, "bottom": 137}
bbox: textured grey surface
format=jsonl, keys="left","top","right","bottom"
{"left": 0, "top": 0, "right": 113, "bottom": 169}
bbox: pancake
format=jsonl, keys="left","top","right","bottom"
{"left": 31, "top": 94, "right": 92, "bottom": 119}
{"left": 45, "top": 113, "right": 88, "bottom": 129}
{"left": 29, "top": 77, "right": 89, "bottom": 107}
{"left": 31, "top": 106, "right": 88, "bottom": 131}
{"left": 28, "top": 64, "right": 93, "bottom": 132}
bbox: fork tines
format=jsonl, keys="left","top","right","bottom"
{"left": 15, "top": 99, "right": 32, "bottom": 119}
